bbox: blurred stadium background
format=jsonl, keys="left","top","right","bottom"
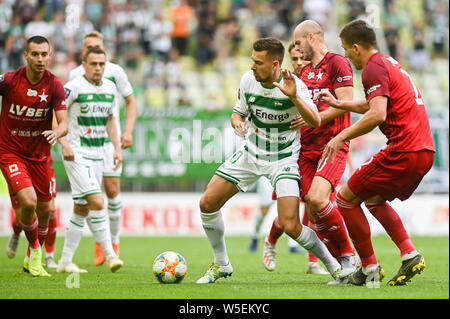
{"left": 0, "top": 0, "right": 448, "bottom": 238}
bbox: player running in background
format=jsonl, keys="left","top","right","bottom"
{"left": 0, "top": 36, "right": 68, "bottom": 277}
{"left": 57, "top": 47, "right": 123, "bottom": 274}
{"left": 196, "top": 37, "right": 341, "bottom": 284}
{"left": 248, "top": 176, "right": 304, "bottom": 254}
{"left": 69, "top": 31, "right": 137, "bottom": 266}
{"left": 317, "top": 19, "right": 435, "bottom": 286}
{"left": 263, "top": 21, "right": 358, "bottom": 283}
{"left": 6, "top": 154, "right": 59, "bottom": 269}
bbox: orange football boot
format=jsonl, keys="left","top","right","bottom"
{"left": 112, "top": 242, "right": 120, "bottom": 257}
{"left": 94, "top": 242, "right": 106, "bottom": 266}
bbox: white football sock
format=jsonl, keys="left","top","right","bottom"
{"left": 295, "top": 225, "right": 340, "bottom": 274}
{"left": 60, "top": 213, "right": 86, "bottom": 264}
{"left": 108, "top": 195, "right": 122, "bottom": 244}
{"left": 200, "top": 211, "right": 229, "bottom": 266}
{"left": 401, "top": 250, "right": 419, "bottom": 261}
{"left": 88, "top": 210, "right": 116, "bottom": 261}
{"left": 252, "top": 211, "right": 264, "bottom": 239}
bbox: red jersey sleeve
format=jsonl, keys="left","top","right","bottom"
{"left": 362, "top": 57, "right": 390, "bottom": 101}
{"left": 328, "top": 55, "right": 353, "bottom": 89}
{"left": 0, "top": 72, "right": 12, "bottom": 95}
{"left": 51, "top": 77, "right": 67, "bottom": 111}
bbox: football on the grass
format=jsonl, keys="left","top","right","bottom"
{"left": 153, "top": 251, "right": 187, "bottom": 283}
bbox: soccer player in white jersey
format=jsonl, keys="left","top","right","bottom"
{"left": 57, "top": 47, "right": 124, "bottom": 273}
{"left": 69, "top": 31, "right": 137, "bottom": 266}
{"left": 196, "top": 37, "right": 341, "bottom": 284}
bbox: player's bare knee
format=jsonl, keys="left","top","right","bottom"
{"left": 279, "top": 216, "right": 300, "bottom": 238}
{"left": 304, "top": 192, "right": 327, "bottom": 213}
{"left": 20, "top": 198, "right": 37, "bottom": 213}
{"left": 74, "top": 204, "right": 89, "bottom": 216}
{"left": 104, "top": 178, "right": 120, "bottom": 198}
{"left": 200, "top": 192, "right": 224, "bottom": 213}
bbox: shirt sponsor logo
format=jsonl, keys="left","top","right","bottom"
{"left": 9, "top": 104, "right": 51, "bottom": 118}
{"left": 337, "top": 75, "right": 352, "bottom": 82}
{"left": 255, "top": 108, "right": 289, "bottom": 122}
{"left": 367, "top": 84, "right": 381, "bottom": 95}
{"left": 80, "top": 104, "right": 90, "bottom": 114}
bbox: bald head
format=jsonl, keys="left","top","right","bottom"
{"left": 293, "top": 20, "right": 326, "bottom": 62}
{"left": 294, "top": 20, "right": 324, "bottom": 40}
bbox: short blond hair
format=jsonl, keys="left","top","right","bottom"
{"left": 84, "top": 30, "right": 104, "bottom": 41}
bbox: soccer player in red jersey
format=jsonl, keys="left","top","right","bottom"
{"left": 317, "top": 20, "right": 435, "bottom": 286}
{"left": 263, "top": 21, "right": 358, "bottom": 282}
{"left": 0, "top": 36, "right": 68, "bottom": 277}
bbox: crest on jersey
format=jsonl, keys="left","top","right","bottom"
{"left": 27, "top": 89, "right": 38, "bottom": 97}
{"left": 308, "top": 72, "right": 315, "bottom": 79}
{"left": 262, "top": 90, "right": 272, "bottom": 97}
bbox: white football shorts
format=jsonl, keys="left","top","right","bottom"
{"left": 215, "top": 144, "right": 300, "bottom": 197}
{"left": 63, "top": 154, "right": 104, "bottom": 205}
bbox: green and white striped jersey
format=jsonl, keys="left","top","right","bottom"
{"left": 69, "top": 61, "right": 134, "bottom": 137}
{"left": 64, "top": 75, "right": 117, "bottom": 160}
{"left": 233, "top": 70, "right": 317, "bottom": 161}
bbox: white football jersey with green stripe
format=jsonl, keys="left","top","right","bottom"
{"left": 233, "top": 70, "right": 316, "bottom": 161}
{"left": 64, "top": 75, "right": 117, "bottom": 160}
{"left": 69, "top": 61, "right": 134, "bottom": 137}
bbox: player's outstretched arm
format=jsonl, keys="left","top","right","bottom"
{"left": 121, "top": 94, "right": 138, "bottom": 149}
{"left": 315, "top": 90, "right": 369, "bottom": 114}
{"left": 274, "top": 69, "right": 320, "bottom": 127}
{"left": 321, "top": 95, "right": 387, "bottom": 164}
{"left": 106, "top": 115, "right": 122, "bottom": 171}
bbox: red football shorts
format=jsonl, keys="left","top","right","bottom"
{"left": 8, "top": 156, "right": 56, "bottom": 209}
{"left": 299, "top": 147, "right": 349, "bottom": 200}
{"left": 0, "top": 152, "right": 53, "bottom": 205}
{"left": 347, "top": 149, "right": 434, "bottom": 201}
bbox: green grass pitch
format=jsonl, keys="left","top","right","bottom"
{"left": 0, "top": 235, "right": 448, "bottom": 300}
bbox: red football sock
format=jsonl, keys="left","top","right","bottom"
{"left": 21, "top": 218, "right": 40, "bottom": 249}
{"left": 38, "top": 225, "right": 48, "bottom": 247}
{"left": 308, "top": 217, "right": 340, "bottom": 259}
{"left": 315, "top": 201, "right": 355, "bottom": 257}
{"left": 365, "top": 202, "right": 415, "bottom": 257}
{"left": 10, "top": 209, "right": 23, "bottom": 236}
{"left": 336, "top": 193, "right": 377, "bottom": 267}
{"left": 302, "top": 213, "right": 319, "bottom": 262}
{"left": 44, "top": 210, "right": 57, "bottom": 253}
{"left": 267, "top": 216, "right": 284, "bottom": 245}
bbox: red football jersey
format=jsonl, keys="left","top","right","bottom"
{"left": 362, "top": 53, "right": 435, "bottom": 153}
{"left": 0, "top": 67, "right": 66, "bottom": 161}
{"left": 298, "top": 52, "right": 353, "bottom": 151}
